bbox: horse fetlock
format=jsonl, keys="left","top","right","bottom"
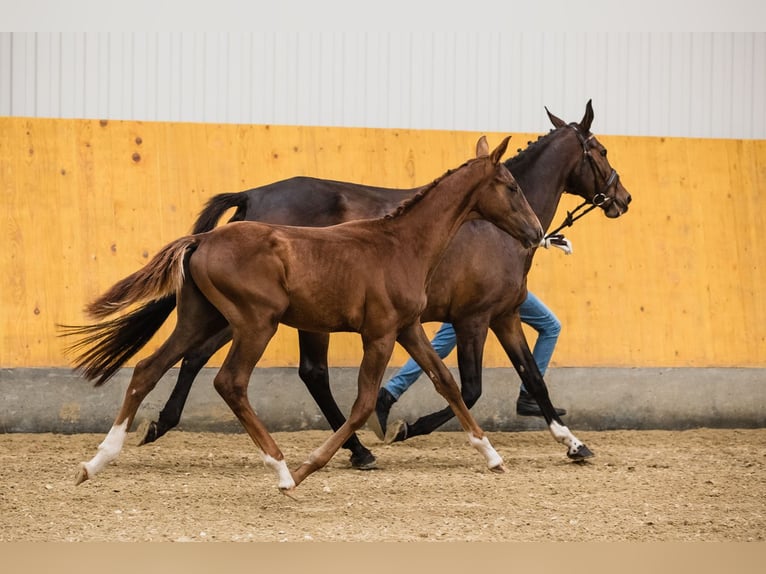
{"left": 549, "top": 420, "right": 576, "bottom": 444}
{"left": 78, "top": 421, "right": 129, "bottom": 484}
{"left": 548, "top": 420, "right": 593, "bottom": 458}
{"left": 466, "top": 432, "right": 504, "bottom": 470}
{"left": 262, "top": 454, "right": 296, "bottom": 491}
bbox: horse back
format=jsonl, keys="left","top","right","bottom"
{"left": 244, "top": 176, "right": 417, "bottom": 226}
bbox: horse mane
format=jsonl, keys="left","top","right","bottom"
{"left": 383, "top": 158, "right": 475, "bottom": 220}
{"left": 504, "top": 125, "right": 570, "bottom": 171}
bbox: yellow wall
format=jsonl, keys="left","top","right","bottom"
{"left": 1, "top": 117, "right": 764, "bottom": 369}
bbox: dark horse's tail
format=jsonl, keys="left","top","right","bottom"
{"left": 60, "top": 192, "right": 249, "bottom": 385}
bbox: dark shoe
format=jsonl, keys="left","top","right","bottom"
{"left": 368, "top": 387, "right": 397, "bottom": 440}
{"left": 384, "top": 419, "right": 408, "bottom": 444}
{"left": 516, "top": 391, "right": 567, "bottom": 417}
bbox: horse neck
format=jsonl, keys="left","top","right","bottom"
{"left": 384, "top": 159, "right": 489, "bottom": 271}
{"left": 508, "top": 128, "right": 582, "bottom": 232}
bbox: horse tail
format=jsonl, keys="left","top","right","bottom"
{"left": 58, "top": 298, "right": 177, "bottom": 386}
{"left": 192, "top": 191, "right": 250, "bottom": 234}
{"left": 86, "top": 235, "right": 199, "bottom": 320}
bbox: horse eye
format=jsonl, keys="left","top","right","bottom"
{"left": 601, "top": 149, "right": 608, "bottom": 157}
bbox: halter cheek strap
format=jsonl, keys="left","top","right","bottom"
{"left": 544, "top": 125, "right": 620, "bottom": 239}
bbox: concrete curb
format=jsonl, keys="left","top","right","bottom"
{"left": 1, "top": 367, "right": 764, "bottom": 433}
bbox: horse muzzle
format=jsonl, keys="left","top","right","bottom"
{"left": 603, "top": 189, "right": 631, "bottom": 218}
{"left": 522, "top": 225, "right": 545, "bottom": 249}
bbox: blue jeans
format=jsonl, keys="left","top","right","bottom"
{"left": 383, "top": 291, "right": 561, "bottom": 399}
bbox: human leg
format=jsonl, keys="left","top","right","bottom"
{"left": 516, "top": 292, "right": 566, "bottom": 416}
{"left": 518, "top": 291, "right": 561, "bottom": 382}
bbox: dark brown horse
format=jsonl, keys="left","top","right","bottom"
{"left": 73, "top": 136, "right": 544, "bottom": 492}
{"left": 64, "top": 101, "right": 630, "bottom": 470}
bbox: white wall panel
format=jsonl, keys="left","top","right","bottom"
{"left": 1, "top": 32, "right": 764, "bottom": 138}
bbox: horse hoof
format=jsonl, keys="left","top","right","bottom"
{"left": 350, "top": 450, "right": 377, "bottom": 470}
{"left": 134, "top": 419, "right": 157, "bottom": 446}
{"left": 567, "top": 443, "right": 595, "bottom": 461}
{"left": 489, "top": 463, "right": 507, "bottom": 474}
{"left": 74, "top": 463, "right": 89, "bottom": 486}
{"left": 279, "top": 487, "right": 299, "bottom": 501}
{"left": 384, "top": 420, "right": 407, "bottom": 444}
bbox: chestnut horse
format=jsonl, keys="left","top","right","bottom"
{"left": 73, "top": 137, "right": 545, "bottom": 493}
{"left": 64, "top": 101, "right": 630, "bottom": 470}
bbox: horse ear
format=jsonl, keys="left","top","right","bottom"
{"left": 490, "top": 136, "right": 511, "bottom": 164}
{"left": 545, "top": 106, "right": 567, "bottom": 129}
{"left": 580, "top": 99, "right": 594, "bottom": 132}
{"left": 476, "top": 135, "right": 489, "bottom": 157}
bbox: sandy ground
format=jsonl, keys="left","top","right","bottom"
{"left": 0, "top": 427, "right": 764, "bottom": 542}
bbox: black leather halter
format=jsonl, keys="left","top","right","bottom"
{"left": 545, "top": 123, "right": 620, "bottom": 239}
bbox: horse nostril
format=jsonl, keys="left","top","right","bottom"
{"left": 626, "top": 194, "right": 632, "bottom": 204}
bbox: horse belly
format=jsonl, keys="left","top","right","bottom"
{"left": 279, "top": 299, "right": 362, "bottom": 333}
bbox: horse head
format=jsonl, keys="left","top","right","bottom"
{"left": 473, "top": 135, "right": 543, "bottom": 249}
{"left": 546, "top": 100, "right": 632, "bottom": 219}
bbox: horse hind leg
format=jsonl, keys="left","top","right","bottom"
{"left": 75, "top": 337, "right": 189, "bottom": 485}
{"left": 136, "top": 326, "right": 234, "bottom": 446}
{"left": 76, "top": 280, "right": 228, "bottom": 485}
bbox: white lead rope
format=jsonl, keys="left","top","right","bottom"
{"left": 539, "top": 233, "right": 573, "bottom": 255}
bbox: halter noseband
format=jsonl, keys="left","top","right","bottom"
{"left": 544, "top": 123, "right": 620, "bottom": 239}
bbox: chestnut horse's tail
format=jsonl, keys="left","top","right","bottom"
{"left": 86, "top": 235, "right": 198, "bottom": 320}
{"left": 59, "top": 235, "right": 199, "bottom": 386}
{"left": 59, "top": 299, "right": 178, "bottom": 386}
{"left": 60, "top": 193, "right": 249, "bottom": 386}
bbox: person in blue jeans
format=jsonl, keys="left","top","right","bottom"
{"left": 373, "top": 235, "right": 571, "bottom": 438}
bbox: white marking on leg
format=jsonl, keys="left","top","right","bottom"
{"left": 263, "top": 454, "right": 295, "bottom": 491}
{"left": 548, "top": 420, "right": 584, "bottom": 455}
{"left": 467, "top": 433, "right": 504, "bottom": 469}
{"left": 81, "top": 420, "right": 129, "bottom": 479}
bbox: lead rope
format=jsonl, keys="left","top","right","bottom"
{"left": 544, "top": 197, "right": 602, "bottom": 239}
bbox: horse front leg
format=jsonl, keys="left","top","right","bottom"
{"left": 387, "top": 319, "right": 489, "bottom": 443}
{"left": 297, "top": 330, "right": 377, "bottom": 470}
{"left": 213, "top": 322, "right": 297, "bottom": 493}
{"left": 138, "top": 326, "right": 233, "bottom": 446}
{"left": 397, "top": 323, "right": 505, "bottom": 473}
{"left": 290, "top": 334, "right": 395, "bottom": 488}
{"left": 491, "top": 312, "right": 594, "bottom": 461}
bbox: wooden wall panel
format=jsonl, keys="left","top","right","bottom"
{"left": 1, "top": 117, "right": 764, "bottom": 369}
